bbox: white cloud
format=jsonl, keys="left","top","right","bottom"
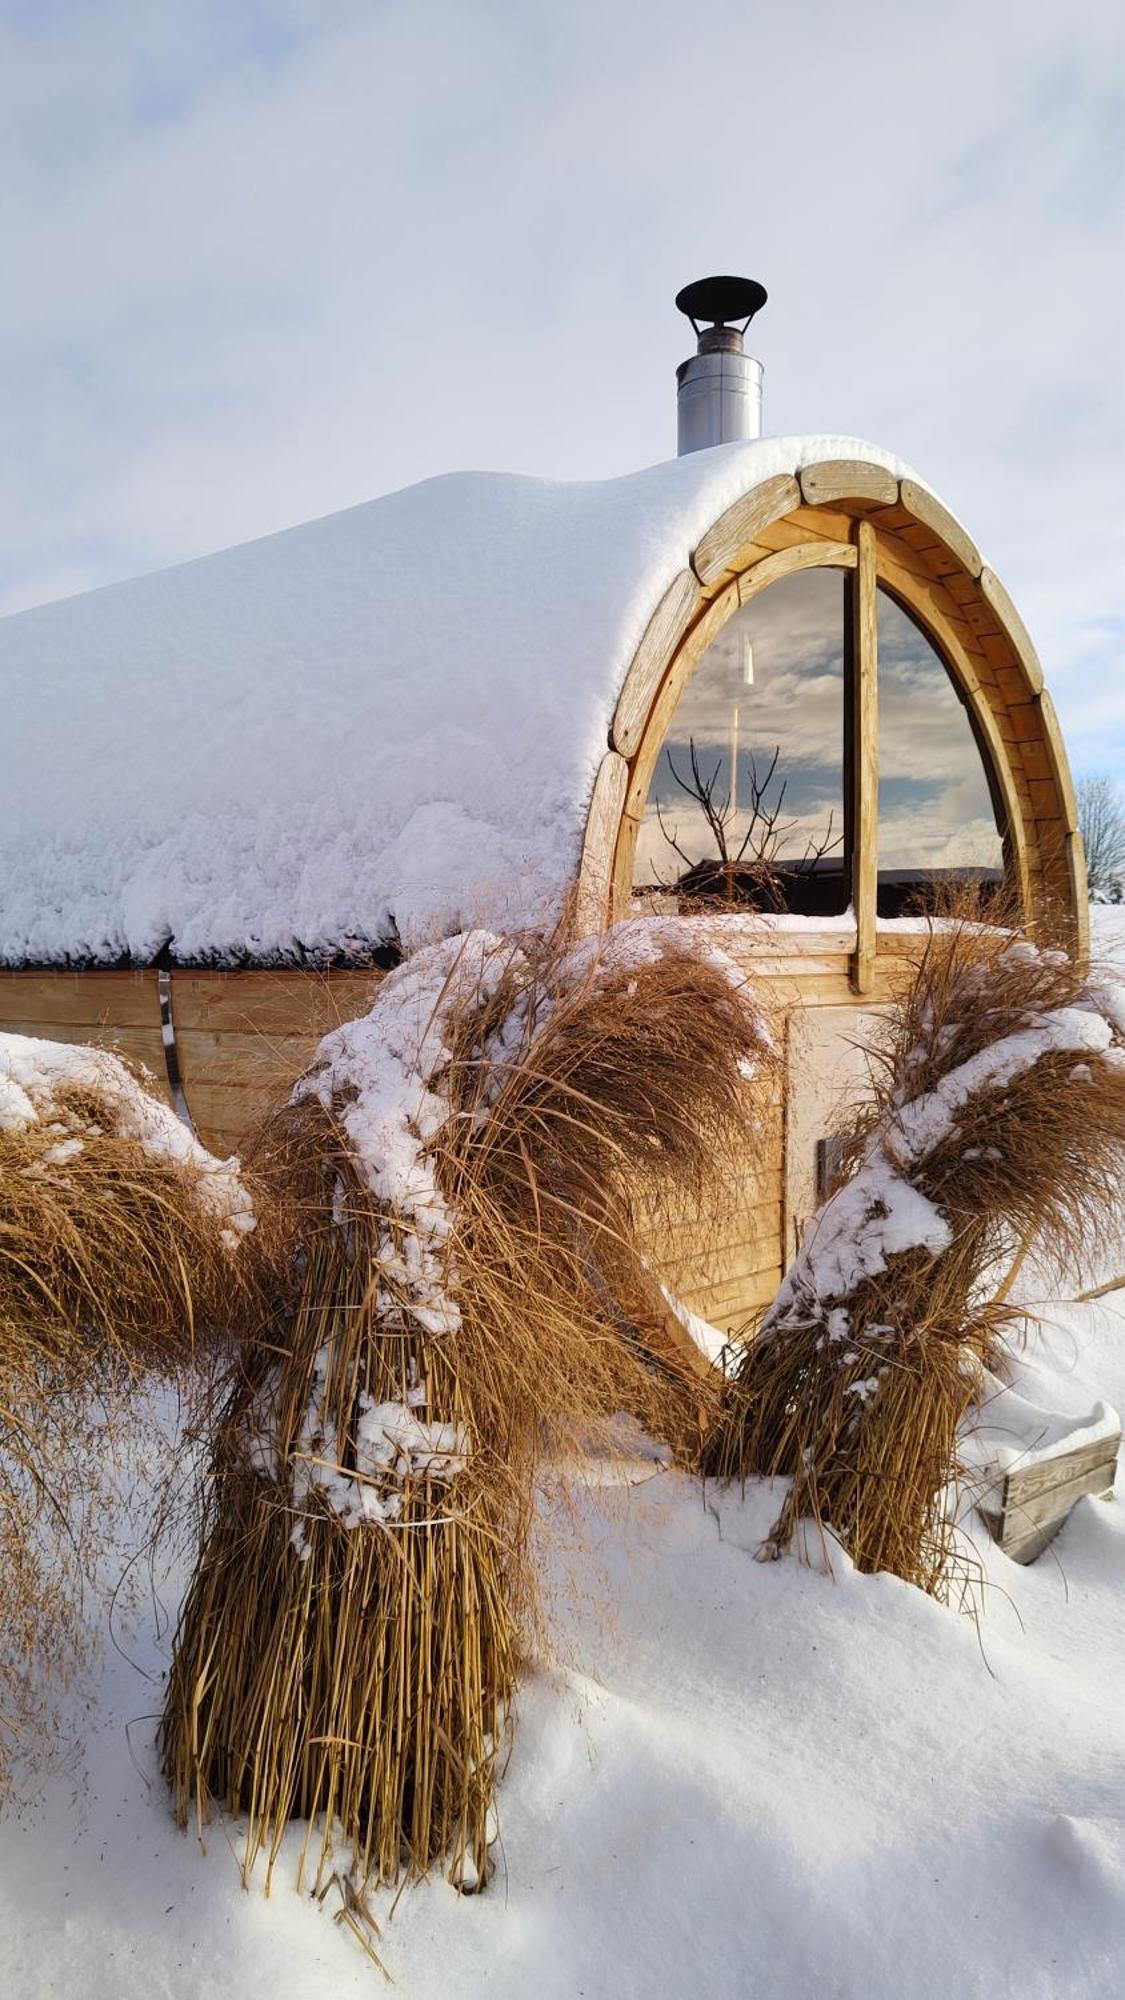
{"left": 0, "top": 0, "right": 1120, "bottom": 782}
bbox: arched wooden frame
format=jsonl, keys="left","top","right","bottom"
{"left": 576, "top": 460, "right": 1088, "bottom": 976}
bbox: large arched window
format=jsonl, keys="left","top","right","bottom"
{"left": 632, "top": 546, "right": 1007, "bottom": 934}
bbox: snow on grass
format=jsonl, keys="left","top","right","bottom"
{"left": 274, "top": 917, "right": 763, "bottom": 1538}
{"left": 0, "top": 914, "right": 1121, "bottom": 1998}
{"left": 293, "top": 931, "right": 522, "bottom": 1340}
{"left": 764, "top": 941, "right": 1120, "bottom": 1334}
{"left": 2, "top": 1272, "right": 1123, "bottom": 1999}
{"left": 0, "top": 1031, "right": 255, "bottom": 1242}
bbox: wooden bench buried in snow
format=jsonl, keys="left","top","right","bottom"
{"left": 977, "top": 1404, "right": 1120, "bottom": 1565}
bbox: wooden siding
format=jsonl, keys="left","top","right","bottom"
{"left": 0, "top": 967, "right": 381, "bottom": 1158}
{"left": 0, "top": 971, "right": 169, "bottom": 1100}
{"left": 637, "top": 930, "right": 927, "bottom": 1335}
{"left": 1, "top": 937, "right": 926, "bottom": 1335}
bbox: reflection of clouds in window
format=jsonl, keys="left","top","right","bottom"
{"left": 634, "top": 570, "right": 845, "bottom": 890}
{"left": 879, "top": 800, "right": 1000, "bottom": 870}
{"left": 632, "top": 569, "right": 1006, "bottom": 908}
{"left": 877, "top": 591, "right": 1002, "bottom": 875}
{"left": 661, "top": 575, "right": 843, "bottom": 763}
{"left": 649, "top": 672, "right": 841, "bottom": 773}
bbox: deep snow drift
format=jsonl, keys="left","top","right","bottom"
{"left": 0, "top": 912, "right": 1122, "bottom": 1999}
{"left": 2, "top": 1290, "right": 1123, "bottom": 2000}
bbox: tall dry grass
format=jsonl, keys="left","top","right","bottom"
{"left": 162, "top": 922, "right": 773, "bottom": 1894}
{"left": 0, "top": 1047, "right": 262, "bottom": 1802}
{"left": 704, "top": 914, "right": 1125, "bottom": 1592}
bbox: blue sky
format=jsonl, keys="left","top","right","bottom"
{"left": 1, "top": 0, "right": 1121, "bottom": 783}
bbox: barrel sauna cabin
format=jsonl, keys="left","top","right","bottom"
{"left": 0, "top": 284, "right": 1087, "bottom": 1345}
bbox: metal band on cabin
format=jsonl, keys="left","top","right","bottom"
{"left": 157, "top": 969, "right": 196, "bottom": 1134}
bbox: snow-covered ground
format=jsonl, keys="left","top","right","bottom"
{"left": 2, "top": 912, "right": 1123, "bottom": 2000}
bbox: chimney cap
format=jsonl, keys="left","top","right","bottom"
{"left": 675, "top": 275, "right": 767, "bottom": 335}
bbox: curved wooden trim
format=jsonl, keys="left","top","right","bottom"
{"left": 621, "top": 581, "right": 740, "bottom": 826}
{"left": 611, "top": 568, "right": 703, "bottom": 758}
{"left": 980, "top": 567, "right": 1044, "bottom": 696}
{"left": 799, "top": 460, "right": 898, "bottom": 510}
{"left": 575, "top": 750, "right": 630, "bottom": 935}
{"left": 737, "top": 539, "right": 857, "bottom": 603}
{"left": 900, "top": 479, "right": 982, "bottom": 579}
{"left": 692, "top": 474, "right": 801, "bottom": 588}
{"left": 1067, "top": 834, "right": 1090, "bottom": 958}
{"left": 1036, "top": 689, "right": 1079, "bottom": 833}
{"left": 609, "top": 582, "right": 741, "bottom": 902}
{"left": 578, "top": 471, "right": 1083, "bottom": 949}
{"left": 1037, "top": 689, "right": 1087, "bottom": 956}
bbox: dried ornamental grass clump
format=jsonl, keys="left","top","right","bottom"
{"left": 704, "top": 922, "right": 1125, "bottom": 1593}
{"left": 0, "top": 1033, "right": 257, "bottom": 1374}
{"left": 162, "top": 918, "right": 773, "bottom": 1897}
{"left": 0, "top": 1033, "right": 260, "bottom": 1803}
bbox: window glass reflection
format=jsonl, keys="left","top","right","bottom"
{"left": 633, "top": 569, "right": 848, "bottom": 915}
{"left": 877, "top": 589, "right": 1004, "bottom": 915}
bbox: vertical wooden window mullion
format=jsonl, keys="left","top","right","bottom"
{"left": 849, "top": 518, "right": 878, "bottom": 992}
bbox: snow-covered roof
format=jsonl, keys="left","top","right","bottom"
{"left": 0, "top": 435, "right": 916, "bottom": 968}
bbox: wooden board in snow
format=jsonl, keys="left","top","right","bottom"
{"left": 979, "top": 1415, "right": 1120, "bottom": 1566}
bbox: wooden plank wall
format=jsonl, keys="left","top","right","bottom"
{"left": 0, "top": 971, "right": 170, "bottom": 1095}
{"left": 170, "top": 971, "right": 380, "bottom": 1156}
{"left": 0, "top": 968, "right": 381, "bottom": 1158}
{"left": 639, "top": 930, "right": 925, "bottom": 1336}
{"left": 2, "top": 939, "right": 925, "bottom": 1334}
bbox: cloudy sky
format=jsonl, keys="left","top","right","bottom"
{"left": 2, "top": 0, "right": 1121, "bottom": 781}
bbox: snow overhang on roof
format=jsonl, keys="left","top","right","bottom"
{"left": 0, "top": 435, "right": 929, "bottom": 968}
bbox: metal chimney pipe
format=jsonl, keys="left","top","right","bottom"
{"left": 675, "top": 276, "right": 767, "bottom": 456}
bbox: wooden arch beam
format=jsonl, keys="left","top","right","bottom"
{"left": 575, "top": 463, "right": 1086, "bottom": 953}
